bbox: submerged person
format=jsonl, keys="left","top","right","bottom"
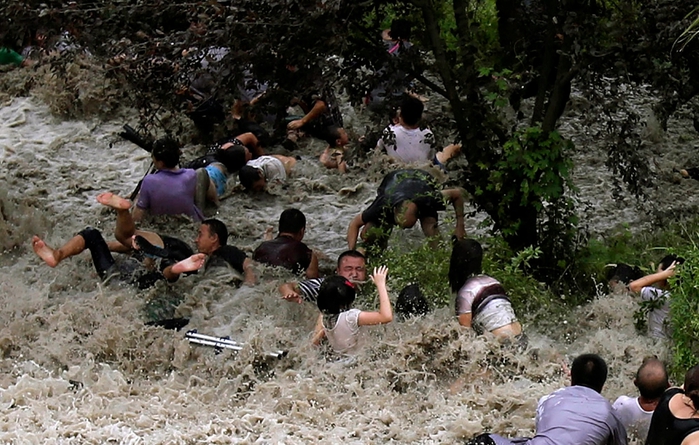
{"left": 346, "top": 169, "right": 466, "bottom": 250}
{"left": 253, "top": 208, "right": 319, "bottom": 278}
{"left": 163, "top": 218, "right": 256, "bottom": 286}
{"left": 450, "top": 239, "right": 522, "bottom": 340}
{"left": 238, "top": 154, "right": 297, "bottom": 192}
{"left": 645, "top": 364, "right": 699, "bottom": 445}
{"left": 312, "top": 266, "right": 392, "bottom": 355}
{"left": 466, "top": 354, "right": 627, "bottom": 445}
{"left": 133, "top": 137, "right": 204, "bottom": 222}
{"left": 0, "top": 47, "right": 31, "bottom": 67}
{"left": 629, "top": 254, "right": 681, "bottom": 339}
{"left": 613, "top": 357, "right": 670, "bottom": 441}
{"left": 31, "top": 192, "right": 194, "bottom": 288}
{"left": 318, "top": 126, "right": 350, "bottom": 173}
{"left": 279, "top": 250, "right": 367, "bottom": 304}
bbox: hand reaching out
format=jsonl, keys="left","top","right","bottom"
{"left": 370, "top": 265, "right": 389, "bottom": 287}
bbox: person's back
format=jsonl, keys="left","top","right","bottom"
{"left": 379, "top": 124, "right": 437, "bottom": 163}
{"left": 253, "top": 209, "right": 316, "bottom": 276}
{"left": 136, "top": 138, "right": 203, "bottom": 221}
{"left": 253, "top": 235, "right": 312, "bottom": 274}
{"left": 646, "top": 365, "right": 699, "bottom": 445}
{"left": 532, "top": 385, "right": 625, "bottom": 445}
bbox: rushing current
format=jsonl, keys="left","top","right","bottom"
{"left": 1, "top": 65, "right": 698, "bottom": 444}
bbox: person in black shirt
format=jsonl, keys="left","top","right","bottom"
{"left": 254, "top": 209, "right": 318, "bottom": 278}
{"left": 164, "top": 218, "right": 256, "bottom": 285}
{"left": 346, "top": 169, "right": 466, "bottom": 250}
{"left": 646, "top": 364, "right": 699, "bottom": 445}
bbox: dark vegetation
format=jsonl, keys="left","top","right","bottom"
{"left": 4, "top": 0, "right": 699, "bottom": 371}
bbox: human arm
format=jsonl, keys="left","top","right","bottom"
{"left": 162, "top": 253, "right": 206, "bottom": 281}
{"left": 287, "top": 99, "right": 327, "bottom": 130}
{"left": 457, "top": 312, "right": 472, "bottom": 328}
{"left": 357, "top": 266, "right": 393, "bottom": 326}
{"left": 235, "top": 132, "right": 264, "bottom": 158}
{"left": 306, "top": 251, "right": 320, "bottom": 279}
{"left": 442, "top": 187, "right": 466, "bottom": 239}
{"left": 279, "top": 281, "right": 302, "bottom": 304}
{"left": 242, "top": 258, "right": 256, "bottom": 285}
{"left": 346, "top": 214, "right": 366, "bottom": 250}
{"left": 629, "top": 261, "right": 677, "bottom": 293}
{"left": 682, "top": 431, "right": 699, "bottom": 445}
{"left": 311, "top": 313, "right": 326, "bottom": 345}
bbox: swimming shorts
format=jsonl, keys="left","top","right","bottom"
{"left": 205, "top": 163, "right": 227, "bottom": 196}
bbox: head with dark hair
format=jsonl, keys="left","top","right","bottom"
{"left": 571, "top": 353, "right": 608, "bottom": 393}
{"left": 659, "top": 254, "right": 684, "bottom": 271}
{"left": 336, "top": 250, "right": 367, "bottom": 281}
{"left": 279, "top": 208, "right": 306, "bottom": 236}
{"left": 324, "top": 126, "right": 349, "bottom": 148}
{"left": 606, "top": 263, "right": 644, "bottom": 287}
{"left": 449, "top": 239, "right": 484, "bottom": 293}
{"left": 684, "top": 364, "right": 699, "bottom": 409}
{"left": 388, "top": 19, "right": 411, "bottom": 41}
{"left": 239, "top": 165, "right": 264, "bottom": 191}
{"left": 196, "top": 218, "right": 228, "bottom": 254}
{"left": 634, "top": 357, "right": 670, "bottom": 401}
{"left": 399, "top": 96, "right": 424, "bottom": 127}
{"left": 317, "top": 275, "right": 356, "bottom": 315}
{"left": 396, "top": 284, "right": 429, "bottom": 318}
{"left": 215, "top": 145, "right": 249, "bottom": 173}
{"left": 151, "top": 137, "right": 181, "bottom": 168}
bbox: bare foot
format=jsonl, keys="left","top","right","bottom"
{"left": 171, "top": 253, "right": 207, "bottom": 274}
{"left": 96, "top": 192, "right": 131, "bottom": 210}
{"left": 32, "top": 236, "right": 59, "bottom": 267}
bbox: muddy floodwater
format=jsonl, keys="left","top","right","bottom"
{"left": 1, "top": 74, "right": 699, "bottom": 444}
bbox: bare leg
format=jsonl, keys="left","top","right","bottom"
{"left": 97, "top": 192, "right": 135, "bottom": 248}
{"left": 32, "top": 235, "right": 85, "bottom": 268}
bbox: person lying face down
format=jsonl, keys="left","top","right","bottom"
{"left": 238, "top": 155, "right": 297, "bottom": 192}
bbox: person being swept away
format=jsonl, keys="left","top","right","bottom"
{"left": 31, "top": 192, "right": 193, "bottom": 289}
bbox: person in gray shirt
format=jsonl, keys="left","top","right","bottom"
{"left": 465, "top": 353, "right": 627, "bottom": 445}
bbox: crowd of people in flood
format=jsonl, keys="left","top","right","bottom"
{"left": 8, "top": 19, "right": 697, "bottom": 445}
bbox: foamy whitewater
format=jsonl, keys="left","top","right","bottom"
{"left": 1, "top": 77, "right": 698, "bottom": 444}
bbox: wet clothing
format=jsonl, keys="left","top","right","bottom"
{"left": 455, "top": 275, "right": 518, "bottom": 333}
{"left": 298, "top": 278, "right": 324, "bottom": 303}
{"left": 253, "top": 235, "right": 312, "bottom": 275}
{"left": 323, "top": 309, "right": 361, "bottom": 355}
{"left": 613, "top": 395, "right": 653, "bottom": 440}
{"left": 247, "top": 156, "right": 287, "bottom": 183}
{"left": 646, "top": 388, "right": 699, "bottom": 445}
{"left": 205, "top": 164, "right": 227, "bottom": 196}
{"left": 205, "top": 245, "right": 248, "bottom": 274}
{"left": 377, "top": 124, "right": 438, "bottom": 164}
{"left": 640, "top": 287, "right": 671, "bottom": 339}
{"left": 77, "top": 227, "right": 192, "bottom": 288}
{"left": 361, "top": 169, "right": 444, "bottom": 230}
{"left": 0, "top": 48, "right": 24, "bottom": 66}
{"left": 137, "top": 168, "right": 204, "bottom": 221}
{"left": 297, "top": 87, "right": 343, "bottom": 139}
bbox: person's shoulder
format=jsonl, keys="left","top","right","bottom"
{"left": 640, "top": 286, "right": 669, "bottom": 300}
{"left": 612, "top": 395, "right": 636, "bottom": 410}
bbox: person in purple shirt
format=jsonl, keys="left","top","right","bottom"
{"left": 133, "top": 137, "right": 204, "bottom": 222}
{"left": 465, "top": 354, "right": 627, "bottom": 445}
